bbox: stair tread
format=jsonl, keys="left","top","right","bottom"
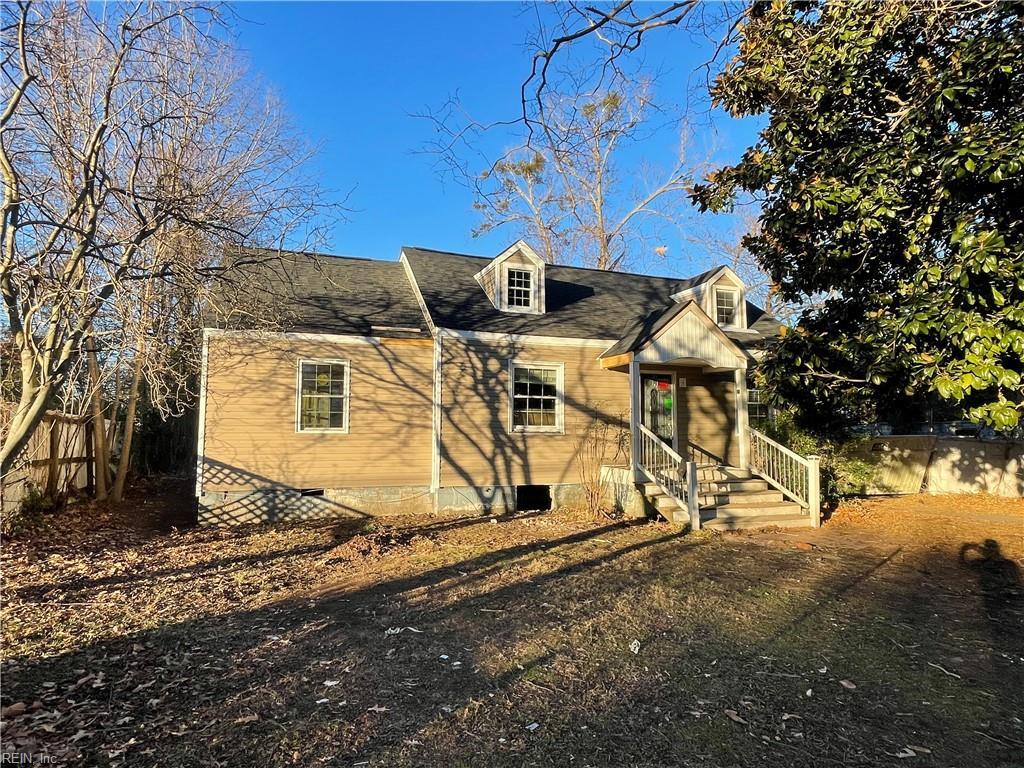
{"left": 703, "top": 479, "right": 769, "bottom": 489}
{"left": 707, "top": 499, "right": 801, "bottom": 509}
{"left": 702, "top": 514, "right": 814, "bottom": 530}
{"left": 700, "top": 490, "right": 783, "bottom": 500}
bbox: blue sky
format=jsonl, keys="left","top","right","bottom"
{"left": 232, "top": 1, "right": 761, "bottom": 277}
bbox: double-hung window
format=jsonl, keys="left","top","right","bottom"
{"left": 510, "top": 362, "right": 563, "bottom": 432}
{"left": 505, "top": 268, "right": 533, "bottom": 309}
{"left": 715, "top": 287, "right": 738, "bottom": 326}
{"left": 297, "top": 359, "right": 349, "bottom": 432}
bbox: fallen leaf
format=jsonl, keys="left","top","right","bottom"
{"left": 234, "top": 713, "right": 259, "bottom": 724}
{"left": 907, "top": 746, "right": 932, "bottom": 754}
{"left": 1, "top": 702, "right": 27, "bottom": 718}
{"left": 840, "top": 679, "right": 857, "bottom": 689}
{"left": 724, "top": 709, "right": 748, "bottom": 724}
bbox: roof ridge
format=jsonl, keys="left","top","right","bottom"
{"left": 236, "top": 246, "right": 396, "bottom": 265}
{"left": 402, "top": 244, "right": 721, "bottom": 284}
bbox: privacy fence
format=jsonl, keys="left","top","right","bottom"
{"left": 842, "top": 435, "right": 1023, "bottom": 498}
{"left": 0, "top": 409, "right": 94, "bottom": 514}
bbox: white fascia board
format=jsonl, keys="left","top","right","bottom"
{"left": 400, "top": 250, "right": 437, "bottom": 332}
{"left": 194, "top": 329, "right": 211, "bottom": 497}
{"left": 494, "top": 239, "right": 545, "bottom": 267}
{"left": 436, "top": 327, "right": 617, "bottom": 349}
{"left": 670, "top": 264, "right": 751, "bottom": 303}
{"left": 431, "top": 333, "right": 442, "bottom": 492}
{"left": 203, "top": 328, "right": 387, "bottom": 346}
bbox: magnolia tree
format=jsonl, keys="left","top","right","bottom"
{"left": 525, "top": 0, "right": 1024, "bottom": 431}
{"left": 692, "top": 0, "right": 1024, "bottom": 430}
{"left": 0, "top": 1, "right": 330, "bottom": 486}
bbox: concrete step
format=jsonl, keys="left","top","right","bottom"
{"left": 701, "top": 513, "right": 813, "bottom": 531}
{"left": 701, "top": 478, "right": 769, "bottom": 493}
{"left": 652, "top": 494, "right": 680, "bottom": 511}
{"left": 703, "top": 501, "right": 804, "bottom": 516}
{"left": 698, "top": 489, "right": 784, "bottom": 506}
{"left": 641, "top": 482, "right": 679, "bottom": 496}
{"left": 714, "top": 466, "right": 754, "bottom": 480}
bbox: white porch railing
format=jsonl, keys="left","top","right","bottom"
{"left": 747, "top": 426, "right": 821, "bottom": 527}
{"left": 635, "top": 424, "right": 702, "bottom": 530}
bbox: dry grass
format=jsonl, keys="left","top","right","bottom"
{"left": 1, "top": 489, "right": 1022, "bottom": 766}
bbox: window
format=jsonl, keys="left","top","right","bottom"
{"left": 748, "top": 388, "right": 771, "bottom": 425}
{"left": 510, "top": 363, "right": 562, "bottom": 432}
{"left": 297, "top": 360, "right": 349, "bottom": 432}
{"left": 506, "top": 267, "right": 533, "bottom": 309}
{"left": 715, "top": 287, "right": 738, "bottom": 326}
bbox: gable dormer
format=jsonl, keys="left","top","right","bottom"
{"left": 475, "top": 240, "right": 546, "bottom": 315}
{"left": 671, "top": 266, "right": 747, "bottom": 330}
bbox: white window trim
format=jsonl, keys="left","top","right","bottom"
{"left": 295, "top": 358, "right": 351, "bottom": 434}
{"left": 499, "top": 262, "right": 542, "bottom": 314}
{"left": 507, "top": 359, "right": 565, "bottom": 434}
{"left": 714, "top": 286, "right": 741, "bottom": 328}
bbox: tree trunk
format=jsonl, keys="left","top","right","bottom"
{"left": 86, "top": 333, "right": 110, "bottom": 500}
{"left": 110, "top": 354, "right": 143, "bottom": 503}
{"left": 0, "top": 379, "right": 55, "bottom": 479}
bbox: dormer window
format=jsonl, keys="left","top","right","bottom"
{"left": 506, "top": 267, "right": 534, "bottom": 310}
{"left": 715, "top": 287, "right": 738, "bottom": 326}
{"left": 474, "top": 240, "right": 546, "bottom": 315}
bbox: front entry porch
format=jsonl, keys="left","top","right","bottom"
{"left": 627, "top": 364, "right": 821, "bottom": 531}
{"left": 599, "top": 301, "right": 821, "bottom": 530}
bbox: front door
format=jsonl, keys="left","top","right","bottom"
{"left": 641, "top": 374, "right": 675, "bottom": 447}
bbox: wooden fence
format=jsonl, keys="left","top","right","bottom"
{"left": 0, "top": 410, "right": 93, "bottom": 514}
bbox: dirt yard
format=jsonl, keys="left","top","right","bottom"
{"left": 2, "top": 488, "right": 1022, "bottom": 767}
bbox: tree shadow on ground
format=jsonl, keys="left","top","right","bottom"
{"left": 3, "top": 518, "right": 1022, "bottom": 767}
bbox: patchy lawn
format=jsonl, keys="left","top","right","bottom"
{"left": 1, "top": 489, "right": 1022, "bottom": 767}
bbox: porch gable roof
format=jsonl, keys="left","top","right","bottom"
{"left": 599, "top": 300, "right": 748, "bottom": 370}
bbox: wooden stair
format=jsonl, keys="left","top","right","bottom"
{"left": 641, "top": 465, "right": 814, "bottom": 530}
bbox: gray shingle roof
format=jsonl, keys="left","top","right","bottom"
{"left": 215, "top": 245, "right": 780, "bottom": 346}
{"left": 401, "top": 246, "right": 712, "bottom": 340}
{"left": 215, "top": 248, "right": 428, "bottom": 337}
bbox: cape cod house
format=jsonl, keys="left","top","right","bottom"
{"left": 196, "top": 241, "right": 821, "bottom": 529}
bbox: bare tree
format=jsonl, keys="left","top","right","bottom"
{"left": 426, "top": 77, "right": 695, "bottom": 271}
{"left": 522, "top": 1, "right": 743, "bottom": 119}
{"left": 0, "top": 1, "right": 331, "bottom": 478}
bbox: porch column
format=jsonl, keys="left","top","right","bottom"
{"left": 629, "top": 359, "right": 641, "bottom": 482}
{"left": 734, "top": 367, "right": 749, "bottom": 469}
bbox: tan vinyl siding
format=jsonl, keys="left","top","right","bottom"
{"left": 202, "top": 334, "right": 433, "bottom": 491}
{"left": 503, "top": 251, "right": 534, "bottom": 267}
{"left": 678, "top": 368, "right": 739, "bottom": 466}
{"left": 479, "top": 268, "right": 497, "bottom": 304}
{"left": 439, "top": 338, "right": 630, "bottom": 487}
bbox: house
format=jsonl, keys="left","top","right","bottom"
{"left": 196, "top": 241, "right": 821, "bottom": 529}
